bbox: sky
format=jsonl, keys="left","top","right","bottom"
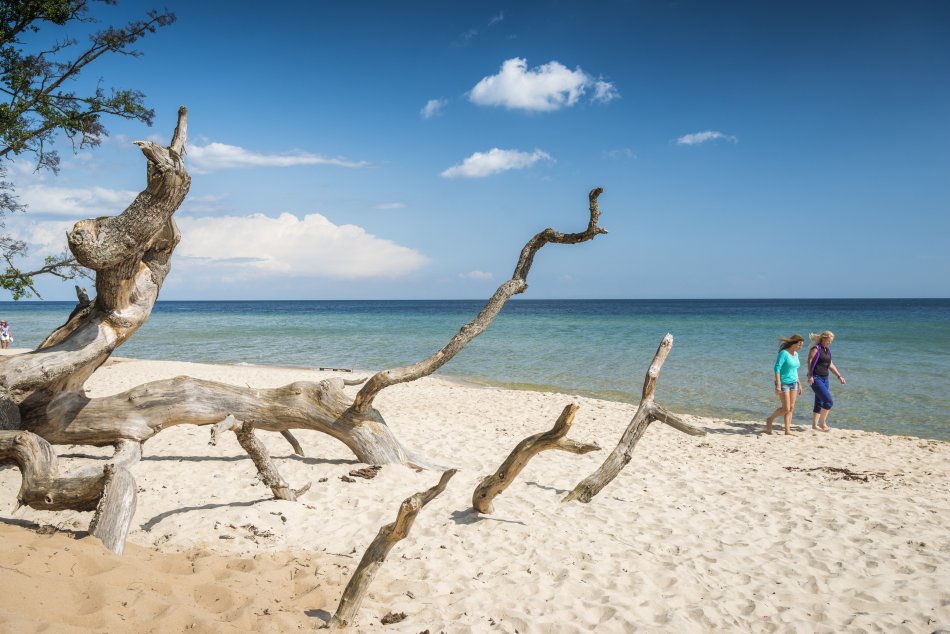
{"left": 6, "top": 0, "right": 950, "bottom": 300}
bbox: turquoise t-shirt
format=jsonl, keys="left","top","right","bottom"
{"left": 773, "top": 349, "right": 801, "bottom": 385}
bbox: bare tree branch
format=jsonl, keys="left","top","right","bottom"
{"left": 350, "top": 188, "right": 608, "bottom": 415}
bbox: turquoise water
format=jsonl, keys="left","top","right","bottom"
{"left": 3, "top": 299, "right": 948, "bottom": 440}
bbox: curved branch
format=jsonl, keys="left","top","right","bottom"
{"left": 351, "top": 188, "right": 608, "bottom": 415}
{"left": 473, "top": 403, "right": 599, "bottom": 514}
{"left": 0, "top": 107, "right": 190, "bottom": 404}
{"left": 20, "top": 376, "right": 426, "bottom": 466}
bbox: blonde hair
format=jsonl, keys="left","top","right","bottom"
{"left": 809, "top": 331, "right": 835, "bottom": 344}
{"left": 778, "top": 333, "right": 804, "bottom": 350}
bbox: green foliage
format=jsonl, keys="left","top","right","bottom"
{"left": 0, "top": 0, "right": 174, "bottom": 298}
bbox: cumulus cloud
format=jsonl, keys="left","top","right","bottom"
{"left": 460, "top": 270, "right": 493, "bottom": 281}
{"left": 185, "top": 142, "right": 369, "bottom": 173}
{"left": 676, "top": 130, "right": 738, "bottom": 146}
{"left": 421, "top": 98, "right": 448, "bottom": 119}
{"left": 175, "top": 213, "right": 427, "bottom": 280}
{"left": 469, "top": 58, "right": 618, "bottom": 111}
{"left": 441, "top": 148, "right": 552, "bottom": 179}
{"left": 16, "top": 184, "right": 138, "bottom": 217}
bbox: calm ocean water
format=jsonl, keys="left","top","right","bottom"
{"left": 2, "top": 299, "right": 948, "bottom": 441}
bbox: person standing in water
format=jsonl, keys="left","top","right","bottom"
{"left": 766, "top": 334, "right": 804, "bottom": 435}
{"left": 807, "top": 330, "right": 846, "bottom": 431}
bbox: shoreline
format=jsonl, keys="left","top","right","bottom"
{"left": 0, "top": 352, "right": 948, "bottom": 631}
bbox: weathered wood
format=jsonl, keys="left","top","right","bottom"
{"left": 472, "top": 403, "right": 599, "bottom": 514}
{"left": 350, "top": 188, "right": 608, "bottom": 416}
{"left": 1, "top": 106, "right": 191, "bottom": 405}
{"left": 88, "top": 463, "right": 138, "bottom": 555}
{"left": 327, "top": 469, "right": 457, "bottom": 629}
{"left": 564, "top": 334, "right": 706, "bottom": 503}
{"left": 280, "top": 430, "right": 305, "bottom": 456}
{"left": 234, "top": 418, "right": 303, "bottom": 501}
{"left": 0, "top": 431, "right": 139, "bottom": 553}
{"left": 26, "top": 377, "right": 421, "bottom": 466}
{"left": 0, "top": 430, "right": 105, "bottom": 511}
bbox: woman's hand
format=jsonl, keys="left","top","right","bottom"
{"left": 807, "top": 376, "right": 814, "bottom": 385}
{"left": 838, "top": 375, "right": 846, "bottom": 385}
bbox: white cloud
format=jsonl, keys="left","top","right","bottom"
{"left": 376, "top": 202, "right": 406, "bottom": 210}
{"left": 185, "top": 142, "right": 369, "bottom": 173}
{"left": 676, "top": 130, "right": 738, "bottom": 146}
{"left": 421, "top": 99, "right": 448, "bottom": 119}
{"left": 17, "top": 219, "right": 75, "bottom": 253}
{"left": 441, "top": 148, "right": 552, "bottom": 179}
{"left": 16, "top": 184, "right": 138, "bottom": 217}
{"left": 604, "top": 148, "right": 635, "bottom": 160}
{"left": 468, "top": 58, "right": 618, "bottom": 112}
{"left": 592, "top": 80, "right": 619, "bottom": 104}
{"left": 460, "top": 270, "right": 493, "bottom": 281}
{"left": 488, "top": 12, "right": 504, "bottom": 26}
{"left": 175, "top": 213, "right": 427, "bottom": 280}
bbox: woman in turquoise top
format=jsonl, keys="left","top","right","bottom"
{"left": 765, "top": 333, "right": 804, "bottom": 435}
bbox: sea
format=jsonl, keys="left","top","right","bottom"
{"left": 2, "top": 299, "right": 947, "bottom": 441}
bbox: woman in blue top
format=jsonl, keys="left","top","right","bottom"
{"left": 766, "top": 334, "right": 804, "bottom": 435}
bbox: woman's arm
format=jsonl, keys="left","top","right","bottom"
{"left": 829, "top": 361, "right": 846, "bottom": 384}
{"left": 806, "top": 347, "right": 817, "bottom": 383}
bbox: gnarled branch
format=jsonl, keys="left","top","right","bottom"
{"left": 350, "top": 188, "right": 608, "bottom": 416}
{"left": 473, "top": 403, "right": 599, "bottom": 514}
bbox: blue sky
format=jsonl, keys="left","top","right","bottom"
{"left": 7, "top": 0, "right": 949, "bottom": 300}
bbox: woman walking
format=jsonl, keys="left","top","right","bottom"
{"left": 766, "top": 334, "right": 804, "bottom": 435}
{"left": 807, "top": 331, "right": 846, "bottom": 431}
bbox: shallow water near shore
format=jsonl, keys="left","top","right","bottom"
{"left": 4, "top": 298, "right": 948, "bottom": 440}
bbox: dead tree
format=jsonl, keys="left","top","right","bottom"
{"left": 472, "top": 403, "right": 599, "bottom": 514}
{"left": 563, "top": 334, "right": 706, "bottom": 504}
{"left": 0, "top": 105, "right": 611, "bottom": 551}
{"left": 0, "top": 105, "right": 609, "bottom": 471}
{"left": 327, "top": 469, "right": 456, "bottom": 629}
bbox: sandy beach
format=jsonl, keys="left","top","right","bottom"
{"left": 1, "top": 351, "right": 948, "bottom": 632}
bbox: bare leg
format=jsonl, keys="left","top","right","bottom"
{"left": 766, "top": 391, "right": 787, "bottom": 434}
{"left": 784, "top": 389, "right": 797, "bottom": 435}
{"left": 818, "top": 408, "right": 831, "bottom": 431}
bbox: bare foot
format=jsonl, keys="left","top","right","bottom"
{"left": 819, "top": 426, "right": 830, "bottom": 432}
{"left": 784, "top": 431, "right": 796, "bottom": 436}
{"left": 765, "top": 417, "right": 773, "bottom": 434}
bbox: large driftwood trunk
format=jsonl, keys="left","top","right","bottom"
{"left": 0, "top": 106, "right": 610, "bottom": 550}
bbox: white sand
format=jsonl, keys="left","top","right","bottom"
{"left": 1, "top": 352, "right": 948, "bottom": 632}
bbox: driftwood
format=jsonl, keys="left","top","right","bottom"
{"left": 327, "top": 469, "right": 457, "bottom": 629}
{"left": 0, "top": 104, "right": 611, "bottom": 555}
{"left": 563, "top": 334, "right": 706, "bottom": 503}
{"left": 472, "top": 403, "right": 599, "bottom": 513}
{"left": 0, "top": 135, "right": 609, "bottom": 470}
{"left": 0, "top": 431, "right": 140, "bottom": 553}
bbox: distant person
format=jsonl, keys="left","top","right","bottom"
{"left": 0, "top": 320, "right": 10, "bottom": 349}
{"left": 807, "top": 331, "right": 846, "bottom": 431}
{"left": 766, "top": 333, "right": 804, "bottom": 435}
